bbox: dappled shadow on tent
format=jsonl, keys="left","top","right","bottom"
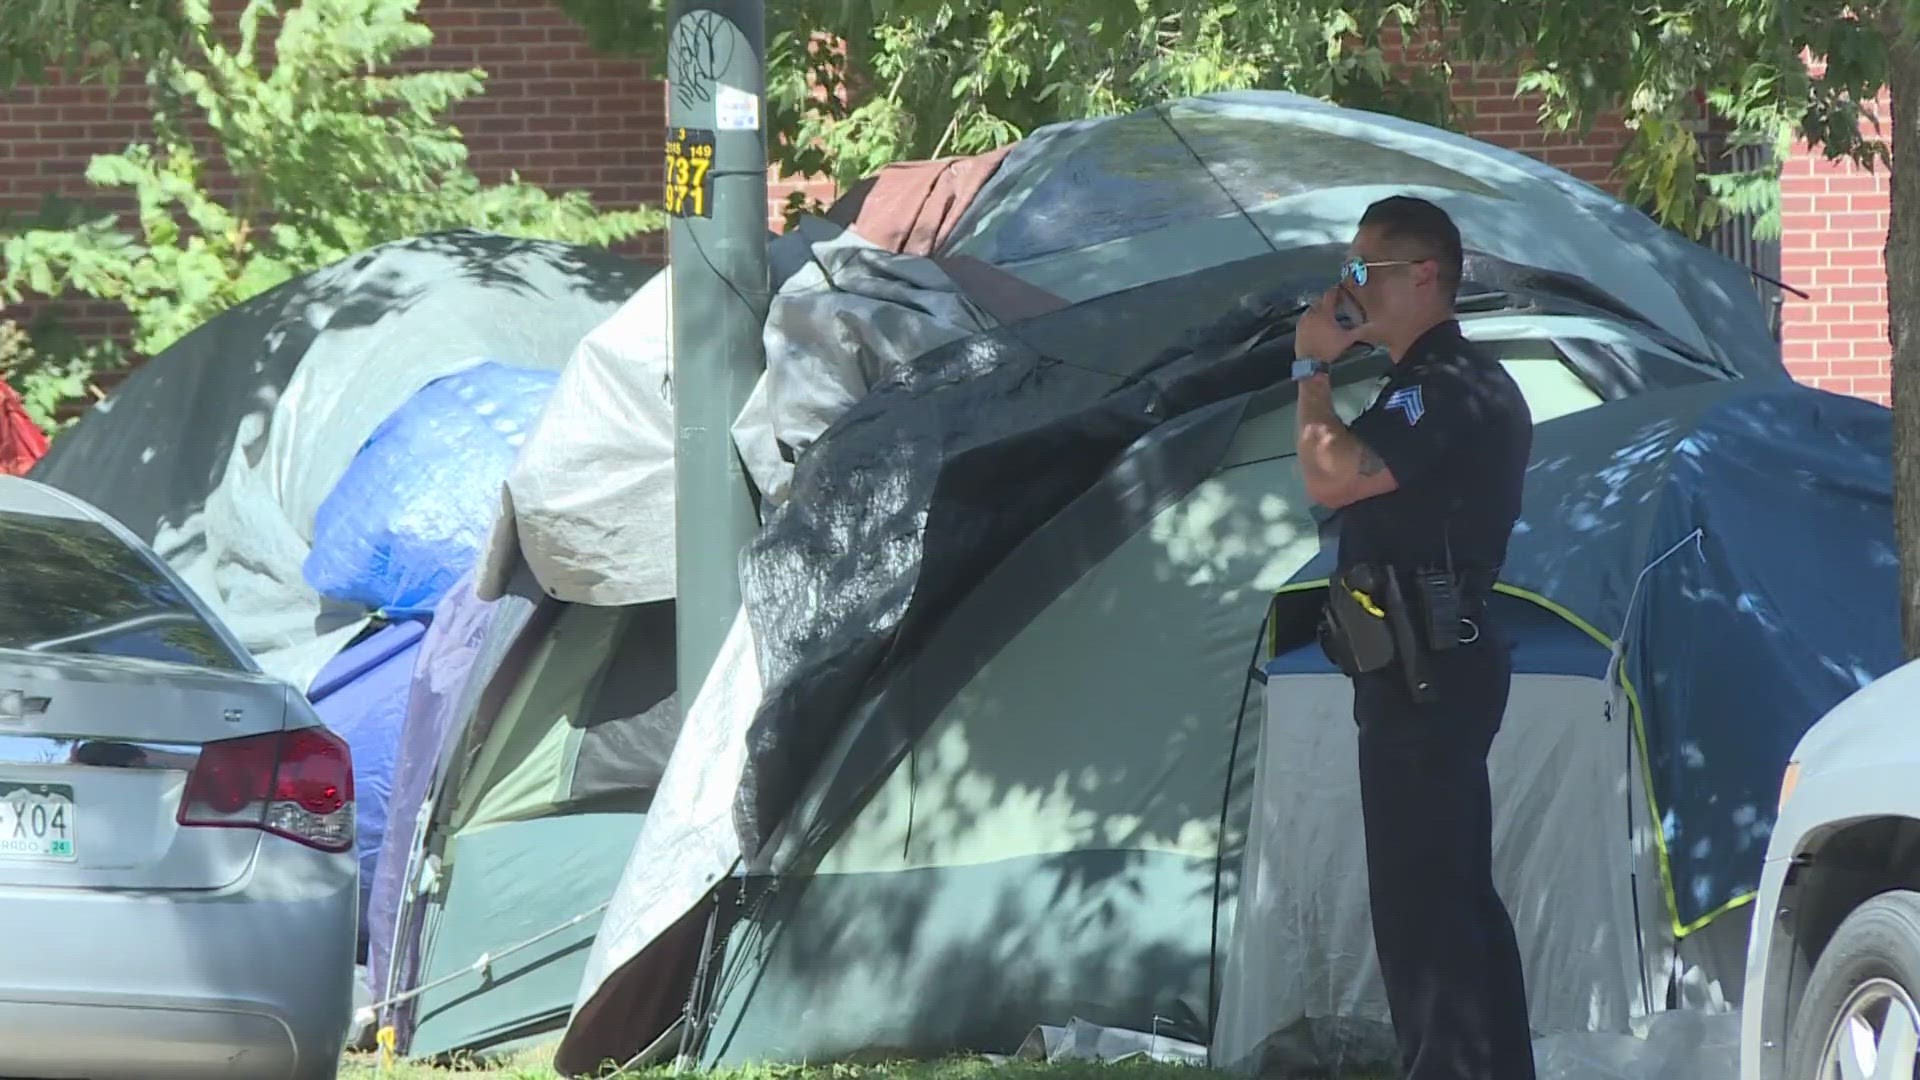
{"left": 688, "top": 374, "right": 1895, "bottom": 1069}
{"left": 733, "top": 234, "right": 1759, "bottom": 875}
{"left": 1631, "top": 391, "right": 1895, "bottom": 924}
{"left": 703, "top": 857, "right": 1229, "bottom": 1063}
{"left": 699, "top": 402, "right": 1306, "bottom": 1061}
{"left": 1442, "top": 381, "right": 1895, "bottom": 929}
{"left": 564, "top": 90, "right": 1828, "bottom": 1072}
{"left": 735, "top": 253, "right": 1319, "bottom": 863}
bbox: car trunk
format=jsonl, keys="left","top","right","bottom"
{"left": 0, "top": 650, "right": 290, "bottom": 891}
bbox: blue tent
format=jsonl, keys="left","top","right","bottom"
{"left": 1278, "top": 377, "right": 1901, "bottom": 935}
{"left": 1206, "top": 379, "right": 1900, "bottom": 1074}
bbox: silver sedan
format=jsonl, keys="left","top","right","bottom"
{"left": 0, "top": 476, "right": 356, "bottom": 1079}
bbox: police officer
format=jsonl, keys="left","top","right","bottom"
{"left": 1290, "top": 195, "right": 1537, "bottom": 1080}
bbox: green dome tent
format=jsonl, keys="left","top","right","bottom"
{"left": 556, "top": 273, "right": 1818, "bottom": 1080}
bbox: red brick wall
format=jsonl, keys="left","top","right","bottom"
{"left": 1374, "top": 25, "right": 1633, "bottom": 194}
{"left": 0, "top": 69, "right": 154, "bottom": 341}
{"left": 1779, "top": 88, "right": 1893, "bottom": 405}
{"left": 1451, "top": 76, "right": 1633, "bottom": 195}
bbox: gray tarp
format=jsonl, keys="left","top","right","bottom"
{"left": 30, "top": 231, "right": 651, "bottom": 689}
{"left": 475, "top": 269, "right": 677, "bottom": 608}
{"left": 167, "top": 347, "right": 492, "bottom": 688}
{"left": 942, "top": 91, "right": 1779, "bottom": 382}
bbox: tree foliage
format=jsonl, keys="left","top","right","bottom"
{"left": 0, "top": 319, "right": 100, "bottom": 432}
{"left": 559, "top": 0, "right": 1890, "bottom": 243}
{"left": 562, "top": 0, "right": 1920, "bottom": 656}
{"left": 12, "top": 0, "right": 1920, "bottom": 653}
{"left": 1, "top": 0, "right": 662, "bottom": 421}
{"left": 0, "top": 0, "right": 190, "bottom": 89}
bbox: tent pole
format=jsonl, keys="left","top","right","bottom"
{"left": 665, "top": 0, "right": 770, "bottom": 698}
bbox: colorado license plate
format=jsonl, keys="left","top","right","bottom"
{"left": 0, "top": 783, "right": 75, "bottom": 860}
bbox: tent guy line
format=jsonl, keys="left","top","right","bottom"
{"left": 358, "top": 900, "right": 613, "bottom": 1034}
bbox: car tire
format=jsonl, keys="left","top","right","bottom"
{"left": 1785, "top": 889, "right": 1920, "bottom": 1080}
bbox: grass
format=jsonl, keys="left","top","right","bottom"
{"left": 340, "top": 1046, "right": 562, "bottom": 1079}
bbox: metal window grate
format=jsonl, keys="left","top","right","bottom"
{"left": 1698, "top": 131, "right": 1785, "bottom": 341}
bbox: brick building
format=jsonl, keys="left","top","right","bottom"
{"left": 0, "top": 0, "right": 1889, "bottom": 403}
{"left": 1777, "top": 91, "right": 1894, "bottom": 403}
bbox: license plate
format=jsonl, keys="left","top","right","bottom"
{"left": 0, "top": 783, "right": 75, "bottom": 861}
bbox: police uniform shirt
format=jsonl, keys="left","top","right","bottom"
{"left": 1336, "top": 319, "right": 1532, "bottom": 573}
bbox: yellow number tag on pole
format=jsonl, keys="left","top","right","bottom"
{"left": 663, "top": 127, "right": 717, "bottom": 219}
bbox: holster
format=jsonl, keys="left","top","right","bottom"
{"left": 1378, "top": 566, "right": 1435, "bottom": 702}
{"left": 1317, "top": 565, "right": 1399, "bottom": 678}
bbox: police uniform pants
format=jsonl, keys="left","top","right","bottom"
{"left": 1351, "top": 638, "right": 1537, "bottom": 1080}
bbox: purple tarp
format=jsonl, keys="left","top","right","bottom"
{"left": 364, "top": 571, "right": 504, "bottom": 1004}
{"left": 309, "top": 618, "right": 429, "bottom": 947}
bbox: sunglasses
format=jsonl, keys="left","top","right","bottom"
{"left": 1340, "top": 256, "right": 1422, "bottom": 287}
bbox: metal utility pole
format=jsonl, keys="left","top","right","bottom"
{"left": 664, "top": 0, "right": 769, "bottom": 698}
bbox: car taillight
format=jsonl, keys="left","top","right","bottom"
{"left": 178, "top": 727, "right": 355, "bottom": 853}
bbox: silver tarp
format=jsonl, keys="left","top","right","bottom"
{"left": 477, "top": 220, "right": 1001, "bottom": 603}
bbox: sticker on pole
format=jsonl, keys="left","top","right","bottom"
{"left": 664, "top": 126, "right": 716, "bottom": 218}
{"left": 715, "top": 84, "right": 760, "bottom": 131}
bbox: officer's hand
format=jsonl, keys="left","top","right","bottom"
{"left": 1295, "top": 287, "right": 1365, "bottom": 364}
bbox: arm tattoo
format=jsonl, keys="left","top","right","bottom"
{"left": 1357, "top": 446, "right": 1387, "bottom": 477}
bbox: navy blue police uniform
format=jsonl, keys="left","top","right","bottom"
{"left": 1336, "top": 318, "right": 1537, "bottom": 1080}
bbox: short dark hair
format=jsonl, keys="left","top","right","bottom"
{"left": 1358, "top": 195, "right": 1463, "bottom": 297}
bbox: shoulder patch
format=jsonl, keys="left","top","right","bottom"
{"left": 1384, "top": 385, "right": 1425, "bottom": 425}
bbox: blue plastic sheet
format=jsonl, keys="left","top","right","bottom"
{"left": 304, "top": 362, "right": 557, "bottom": 617}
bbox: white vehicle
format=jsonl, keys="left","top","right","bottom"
{"left": 1741, "top": 656, "right": 1920, "bottom": 1080}
{"left": 0, "top": 476, "right": 357, "bottom": 1079}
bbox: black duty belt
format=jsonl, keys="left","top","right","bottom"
{"left": 1391, "top": 566, "right": 1499, "bottom": 600}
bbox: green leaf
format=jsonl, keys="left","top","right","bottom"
{"left": 8, "top": 0, "right": 662, "bottom": 417}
